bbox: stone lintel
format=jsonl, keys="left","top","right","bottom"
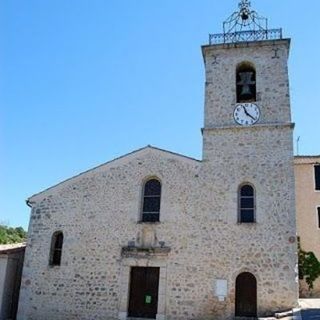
{"left": 121, "top": 246, "right": 171, "bottom": 259}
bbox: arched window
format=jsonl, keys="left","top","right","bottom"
{"left": 239, "top": 184, "right": 255, "bottom": 223}
{"left": 49, "top": 231, "right": 64, "bottom": 266}
{"left": 142, "top": 178, "right": 161, "bottom": 222}
{"left": 236, "top": 63, "right": 256, "bottom": 102}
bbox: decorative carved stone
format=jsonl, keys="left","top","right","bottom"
{"left": 121, "top": 246, "right": 171, "bottom": 259}
{"left": 272, "top": 47, "right": 280, "bottom": 59}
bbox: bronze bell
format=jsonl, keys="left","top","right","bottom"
{"left": 241, "top": 12, "right": 249, "bottom": 20}
{"left": 238, "top": 72, "right": 255, "bottom": 95}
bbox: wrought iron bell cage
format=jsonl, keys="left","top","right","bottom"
{"left": 209, "top": 0, "right": 282, "bottom": 45}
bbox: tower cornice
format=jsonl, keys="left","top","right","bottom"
{"left": 201, "top": 122, "right": 295, "bottom": 135}
{"left": 202, "top": 38, "right": 291, "bottom": 61}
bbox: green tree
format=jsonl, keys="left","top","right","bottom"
{"left": 298, "top": 237, "right": 320, "bottom": 290}
{"left": 0, "top": 225, "right": 27, "bottom": 244}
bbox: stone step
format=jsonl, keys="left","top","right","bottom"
{"left": 234, "top": 315, "right": 293, "bottom": 320}
{"left": 234, "top": 318, "right": 292, "bottom": 320}
{"left": 275, "top": 310, "right": 294, "bottom": 318}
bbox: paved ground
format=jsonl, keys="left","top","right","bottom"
{"left": 297, "top": 300, "right": 320, "bottom": 320}
{"left": 259, "top": 300, "right": 320, "bottom": 320}
{"left": 300, "top": 309, "right": 320, "bottom": 319}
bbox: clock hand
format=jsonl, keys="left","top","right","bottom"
{"left": 242, "top": 105, "right": 256, "bottom": 121}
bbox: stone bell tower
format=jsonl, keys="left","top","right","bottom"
{"left": 202, "top": 1, "right": 292, "bottom": 160}
{"left": 201, "top": 0, "right": 298, "bottom": 317}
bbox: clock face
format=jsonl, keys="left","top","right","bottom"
{"left": 233, "top": 103, "right": 260, "bottom": 126}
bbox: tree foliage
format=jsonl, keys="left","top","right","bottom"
{"left": 0, "top": 225, "right": 27, "bottom": 244}
{"left": 298, "top": 237, "right": 320, "bottom": 290}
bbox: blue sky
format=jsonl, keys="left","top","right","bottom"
{"left": 1, "top": 0, "right": 320, "bottom": 229}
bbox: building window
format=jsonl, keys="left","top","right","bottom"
{"left": 142, "top": 178, "right": 161, "bottom": 222}
{"left": 315, "top": 165, "right": 320, "bottom": 191}
{"left": 239, "top": 184, "right": 255, "bottom": 223}
{"left": 49, "top": 231, "right": 63, "bottom": 266}
{"left": 318, "top": 207, "right": 320, "bottom": 229}
{"left": 236, "top": 62, "right": 256, "bottom": 103}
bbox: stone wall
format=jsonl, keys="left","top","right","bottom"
{"left": 201, "top": 125, "right": 298, "bottom": 316}
{"left": 17, "top": 145, "right": 298, "bottom": 320}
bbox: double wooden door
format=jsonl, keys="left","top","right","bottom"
{"left": 128, "top": 267, "right": 160, "bottom": 319}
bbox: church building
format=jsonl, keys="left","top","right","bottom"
{"left": 17, "top": 2, "right": 299, "bottom": 319}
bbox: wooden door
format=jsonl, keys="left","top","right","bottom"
{"left": 128, "top": 267, "right": 160, "bottom": 319}
{"left": 235, "top": 272, "right": 257, "bottom": 317}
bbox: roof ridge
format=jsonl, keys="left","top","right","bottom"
{"left": 147, "top": 145, "right": 200, "bottom": 162}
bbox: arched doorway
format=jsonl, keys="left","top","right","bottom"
{"left": 235, "top": 272, "right": 257, "bottom": 317}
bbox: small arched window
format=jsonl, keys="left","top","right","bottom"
{"left": 236, "top": 63, "right": 256, "bottom": 103}
{"left": 49, "top": 231, "right": 64, "bottom": 266}
{"left": 142, "top": 178, "right": 161, "bottom": 222}
{"left": 239, "top": 184, "right": 255, "bottom": 223}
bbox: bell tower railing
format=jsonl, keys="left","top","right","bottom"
{"left": 209, "top": 28, "right": 282, "bottom": 45}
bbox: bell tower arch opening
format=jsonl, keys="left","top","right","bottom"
{"left": 236, "top": 61, "right": 256, "bottom": 103}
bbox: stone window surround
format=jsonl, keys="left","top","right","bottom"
{"left": 141, "top": 178, "right": 162, "bottom": 223}
{"left": 49, "top": 230, "right": 64, "bottom": 267}
{"left": 139, "top": 176, "right": 162, "bottom": 223}
{"left": 118, "top": 258, "right": 167, "bottom": 320}
{"left": 238, "top": 182, "right": 256, "bottom": 224}
{"left": 236, "top": 60, "right": 257, "bottom": 103}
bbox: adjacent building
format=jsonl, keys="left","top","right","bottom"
{"left": 0, "top": 243, "right": 25, "bottom": 320}
{"left": 295, "top": 156, "right": 320, "bottom": 297}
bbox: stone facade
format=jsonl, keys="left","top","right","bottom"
{"left": 295, "top": 156, "right": 320, "bottom": 297}
{"left": 17, "top": 38, "right": 298, "bottom": 319}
